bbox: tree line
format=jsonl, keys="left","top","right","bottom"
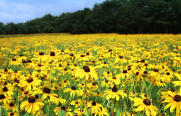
{"left": 0, "top": 0, "right": 181, "bottom": 34}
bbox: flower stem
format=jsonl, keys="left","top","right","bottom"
{"left": 81, "top": 78, "right": 88, "bottom": 116}
{"left": 85, "top": 78, "right": 88, "bottom": 110}
{"left": 0, "top": 105, "right": 1, "bottom": 116}
{"left": 112, "top": 99, "right": 116, "bottom": 116}
{"left": 17, "top": 88, "right": 20, "bottom": 116}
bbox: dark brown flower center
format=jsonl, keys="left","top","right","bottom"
{"left": 35, "top": 95, "right": 39, "bottom": 99}
{"left": 75, "top": 101, "right": 79, "bottom": 104}
{"left": 50, "top": 51, "right": 55, "bottom": 56}
{"left": 43, "top": 87, "right": 51, "bottom": 94}
{"left": 113, "top": 77, "right": 116, "bottom": 79}
{"left": 140, "top": 59, "right": 145, "bottom": 63}
{"left": 70, "top": 54, "right": 74, "bottom": 57}
{"left": 123, "top": 70, "right": 127, "bottom": 73}
{"left": 108, "top": 49, "right": 112, "bottom": 52}
{"left": 0, "top": 94, "right": 5, "bottom": 99}
{"left": 83, "top": 66, "right": 90, "bottom": 72}
{"left": 136, "top": 72, "right": 139, "bottom": 76}
{"left": 12, "top": 58, "right": 16, "bottom": 61}
{"left": 128, "top": 67, "right": 131, "bottom": 70}
{"left": 119, "top": 56, "right": 123, "bottom": 59}
{"left": 14, "top": 78, "right": 20, "bottom": 83}
{"left": 154, "top": 69, "right": 159, "bottom": 72}
{"left": 24, "top": 91, "right": 29, "bottom": 94}
{"left": 80, "top": 55, "right": 85, "bottom": 57}
{"left": 38, "top": 64, "right": 42, "bottom": 67}
{"left": 39, "top": 52, "right": 44, "bottom": 55}
{"left": 143, "top": 99, "right": 151, "bottom": 106}
{"left": 144, "top": 71, "right": 148, "bottom": 74}
{"left": 27, "top": 60, "right": 32, "bottom": 63}
{"left": 9, "top": 103, "right": 14, "bottom": 107}
{"left": 28, "top": 97, "right": 36, "bottom": 103}
{"left": 71, "top": 86, "right": 76, "bottom": 90}
{"left": 166, "top": 72, "right": 170, "bottom": 75}
{"left": 4, "top": 82, "right": 7, "bottom": 85}
{"left": 173, "top": 95, "right": 181, "bottom": 102}
{"left": 4, "top": 68, "right": 8, "bottom": 72}
{"left": 27, "top": 78, "right": 33, "bottom": 83}
{"left": 92, "top": 82, "right": 96, "bottom": 86}
{"left": 61, "top": 106, "right": 66, "bottom": 111}
{"left": 3, "top": 87, "right": 8, "bottom": 92}
{"left": 112, "top": 85, "right": 118, "bottom": 92}
{"left": 92, "top": 101, "right": 96, "bottom": 106}
{"left": 10, "top": 113, "right": 14, "bottom": 116}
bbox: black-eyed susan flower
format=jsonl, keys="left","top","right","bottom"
{"left": 133, "top": 97, "right": 158, "bottom": 116}
{"left": 7, "top": 111, "right": 18, "bottom": 116}
{"left": 53, "top": 106, "right": 72, "bottom": 116}
{"left": 20, "top": 96, "right": 44, "bottom": 115}
{"left": 0, "top": 93, "right": 11, "bottom": 104}
{"left": 64, "top": 86, "right": 83, "bottom": 97}
{"left": 70, "top": 99, "right": 82, "bottom": 108}
{"left": 22, "top": 75, "right": 41, "bottom": 91}
{"left": 5, "top": 102, "right": 17, "bottom": 112}
{"left": 163, "top": 90, "right": 181, "bottom": 116}
{"left": 87, "top": 101, "right": 103, "bottom": 115}
{"left": 104, "top": 85, "right": 127, "bottom": 101}
{"left": 101, "top": 80, "right": 111, "bottom": 88}
{"left": 75, "top": 65, "right": 98, "bottom": 80}
{"left": 0, "top": 84, "right": 14, "bottom": 96}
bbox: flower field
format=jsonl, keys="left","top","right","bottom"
{"left": 0, "top": 34, "right": 180, "bottom": 116}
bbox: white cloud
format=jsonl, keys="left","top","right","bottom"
{"left": 0, "top": 0, "right": 105, "bottom": 24}
{"left": 0, "top": 0, "right": 34, "bottom": 23}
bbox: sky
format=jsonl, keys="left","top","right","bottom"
{"left": 0, "top": 0, "right": 105, "bottom": 24}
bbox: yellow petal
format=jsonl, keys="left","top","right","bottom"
{"left": 26, "top": 104, "right": 32, "bottom": 113}
{"left": 135, "top": 105, "right": 144, "bottom": 112}
{"left": 170, "top": 102, "right": 176, "bottom": 113}
{"left": 145, "top": 108, "right": 151, "bottom": 116}
{"left": 115, "top": 95, "right": 119, "bottom": 101}
{"left": 20, "top": 101, "right": 28, "bottom": 110}
{"left": 164, "top": 103, "right": 172, "bottom": 110}
{"left": 176, "top": 103, "right": 181, "bottom": 116}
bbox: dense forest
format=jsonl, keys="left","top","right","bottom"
{"left": 0, "top": 0, "right": 181, "bottom": 34}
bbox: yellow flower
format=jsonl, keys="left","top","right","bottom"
{"left": 70, "top": 99, "right": 82, "bottom": 108}
{"left": 87, "top": 82, "right": 98, "bottom": 91}
{"left": 53, "top": 106, "right": 72, "bottom": 116}
{"left": 20, "top": 96, "right": 44, "bottom": 115}
{"left": 0, "top": 84, "right": 14, "bottom": 96}
{"left": 101, "top": 80, "right": 111, "bottom": 88}
{"left": 5, "top": 102, "right": 17, "bottom": 112}
{"left": 133, "top": 97, "right": 158, "bottom": 116}
{"left": 163, "top": 91, "right": 181, "bottom": 116}
{"left": 64, "top": 86, "right": 78, "bottom": 97}
{"left": 21, "top": 76, "right": 41, "bottom": 91}
{"left": 87, "top": 101, "right": 103, "bottom": 115}
{"left": 0, "top": 93, "right": 11, "bottom": 104}
{"left": 73, "top": 107, "right": 86, "bottom": 115}
{"left": 7, "top": 112, "right": 18, "bottom": 116}
{"left": 104, "top": 85, "right": 127, "bottom": 101}
{"left": 75, "top": 65, "right": 98, "bottom": 80}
